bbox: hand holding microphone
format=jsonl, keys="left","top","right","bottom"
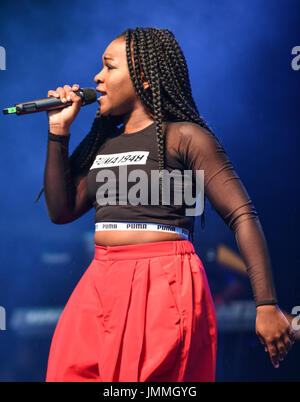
{"left": 47, "top": 84, "right": 82, "bottom": 135}
{"left": 2, "top": 84, "right": 98, "bottom": 134}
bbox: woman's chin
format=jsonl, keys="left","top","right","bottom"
{"left": 99, "top": 107, "right": 109, "bottom": 116}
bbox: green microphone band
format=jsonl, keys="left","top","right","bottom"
{"left": 3, "top": 107, "right": 17, "bottom": 114}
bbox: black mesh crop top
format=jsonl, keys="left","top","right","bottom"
{"left": 43, "top": 119, "right": 277, "bottom": 308}
{"left": 85, "top": 121, "right": 202, "bottom": 234}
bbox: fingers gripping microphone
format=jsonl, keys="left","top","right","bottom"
{"left": 2, "top": 88, "right": 98, "bottom": 115}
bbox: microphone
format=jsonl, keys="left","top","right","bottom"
{"left": 2, "top": 87, "right": 98, "bottom": 115}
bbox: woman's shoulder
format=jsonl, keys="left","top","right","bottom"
{"left": 165, "top": 120, "right": 219, "bottom": 149}
{"left": 166, "top": 120, "right": 212, "bottom": 135}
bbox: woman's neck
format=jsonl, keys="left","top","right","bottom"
{"left": 121, "top": 109, "right": 155, "bottom": 134}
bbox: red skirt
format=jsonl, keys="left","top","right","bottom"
{"left": 46, "top": 239, "right": 217, "bottom": 382}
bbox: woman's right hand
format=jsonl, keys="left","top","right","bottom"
{"left": 47, "top": 84, "right": 82, "bottom": 134}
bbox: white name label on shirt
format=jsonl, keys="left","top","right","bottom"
{"left": 90, "top": 151, "right": 149, "bottom": 169}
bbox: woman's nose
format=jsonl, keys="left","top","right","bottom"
{"left": 94, "top": 71, "right": 104, "bottom": 84}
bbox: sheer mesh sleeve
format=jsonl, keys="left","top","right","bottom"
{"left": 176, "top": 122, "right": 277, "bottom": 307}
{"left": 43, "top": 131, "right": 93, "bottom": 224}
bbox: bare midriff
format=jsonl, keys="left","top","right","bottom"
{"left": 94, "top": 230, "right": 186, "bottom": 246}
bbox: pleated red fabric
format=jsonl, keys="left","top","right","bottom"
{"left": 45, "top": 239, "right": 217, "bottom": 382}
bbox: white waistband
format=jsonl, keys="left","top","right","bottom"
{"left": 95, "top": 222, "right": 190, "bottom": 239}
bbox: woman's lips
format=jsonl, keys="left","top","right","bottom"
{"left": 98, "top": 93, "right": 107, "bottom": 102}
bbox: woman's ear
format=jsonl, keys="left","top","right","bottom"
{"left": 141, "top": 71, "right": 150, "bottom": 90}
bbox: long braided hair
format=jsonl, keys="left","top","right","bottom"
{"left": 35, "top": 27, "right": 214, "bottom": 240}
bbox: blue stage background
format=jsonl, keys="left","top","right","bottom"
{"left": 0, "top": 0, "right": 299, "bottom": 381}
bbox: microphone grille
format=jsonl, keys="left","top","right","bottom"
{"left": 81, "top": 88, "right": 97, "bottom": 105}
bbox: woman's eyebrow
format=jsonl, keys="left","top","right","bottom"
{"left": 102, "top": 56, "right": 114, "bottom": 61}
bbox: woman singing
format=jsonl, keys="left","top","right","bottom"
{"left": 36, "top": 27, "right": 295, "bottom": 382}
